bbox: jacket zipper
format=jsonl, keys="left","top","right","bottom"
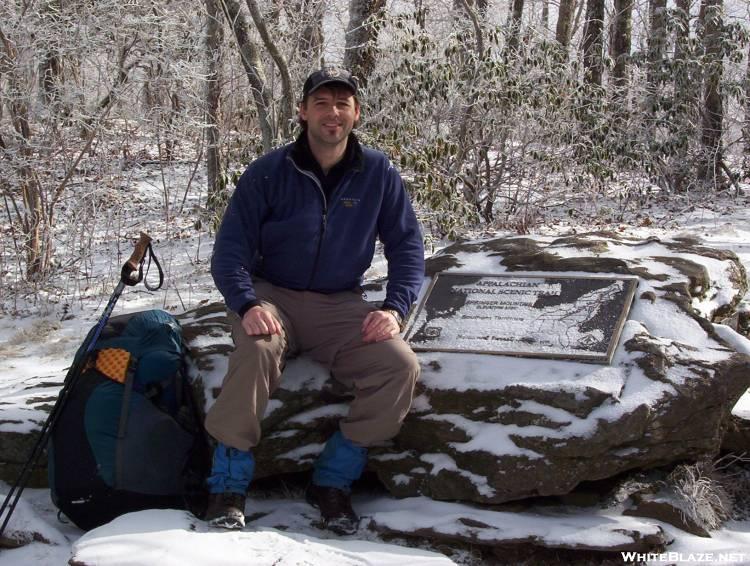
{"left": 289, "top": 158, "right": 327, "bottom": 288}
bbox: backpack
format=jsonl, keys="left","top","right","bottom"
{"left": 48, "top": 309, "right": 209, "bottom": 530}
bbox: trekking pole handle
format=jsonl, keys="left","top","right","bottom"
{"left": 126, "top": 232, "right": 152, "bottom": 271}
{"left": 122, "top": 232, "right": 152, "bottom": 284}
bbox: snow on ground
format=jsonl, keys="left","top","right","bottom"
{"left": 2, "top": 485, "right": 750, "bottom": 565}
{"left": 1, "top": 167, "right": 750, "bottom": 564}
{"left": 70, "top": 510, "right": 455, "bottom": 566}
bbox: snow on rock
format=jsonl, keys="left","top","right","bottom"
{"left": 0, "top": 484, "right": 68, "bottom": 550}
{"left": 363, "top": 496, "right": 667, "bottom": 552}
{"left": 173, "top": 234, "right": 750, "bottom": 510}
{"left": 716, "top": 323, "right": 750, "bottom": 452}
{"left": 370, "top": 234, "right": 749, "bottom": 504}
{"left": 623, "top": 488, "right": 711, "bottom": 538}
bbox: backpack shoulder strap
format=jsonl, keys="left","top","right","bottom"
{"left": 114, "top": 361, "right": 137, "bottom": 490}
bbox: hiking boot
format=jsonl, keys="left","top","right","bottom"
{"left": 205, "top": 492, "right": 246, "bottom": 530}
{"left": 305, "top": 484, "right": 359, "bottom": 535}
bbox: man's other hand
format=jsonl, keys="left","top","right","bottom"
{"left": 242, "top": 306, "right": 282, "bottom": 336}
{"left": 361, "top": 310, "right": 399, "bottom": 343}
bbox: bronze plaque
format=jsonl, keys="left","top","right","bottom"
{"left": 405, "top": 273, "right": 638, "bottom": 363}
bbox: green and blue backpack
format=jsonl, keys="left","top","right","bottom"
{"left": 48, "top": 309, "right": 208, "bottom": 530}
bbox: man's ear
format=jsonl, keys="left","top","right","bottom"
{"left": 298, "top": 101, "right": 308, "bottom": 121}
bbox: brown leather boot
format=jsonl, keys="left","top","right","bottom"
{"left": 205, "top": 492, "right": 246, "bottom": 530}
{"left": 305, "top": 484, "right": 359, "bottom": 535}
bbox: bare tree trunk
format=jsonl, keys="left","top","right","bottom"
{"left": 220, "top": 0, "right": 273, "bottom": 151}
{"left": 698, "top": 0, "right": 724, "bottom": 184}
{"left": 91, "top": 37, "right": 140, "bottom": 133}
{"left": 244, "top": 0, "right": 294, "bottom": 139}
{"left": 459, "top": 0, "right": 484, "bottom": 61}
{"left": 673, "top": 0, "right": 692, "bottom": 111}
{"left": 161, "top": 91, "right": 180, "bottom": 160}
{"left": 743, "top": 42, "right": 750, "bottom": 167}
{"left": 571, "top": 0, "right": 586, "bottom": 42}
{"left": 541, "top": 0, "right": 549, "bottom": 31}
{"left": 610, "top": 0, "right": 632, "bottom": 91}
{"left": 205, "top": 0, "right": 223, "bottom": 204}
{"left": 343, "top": 0, "right": 387, "bottom": 86}
{"left": 581, "top": 0, "right": 604, "bottom": 86}
{"left": 414, "top": 0, "right": 427, "bottom": 29}
{"left": 670, "top": 0, "right": 693, "bottom": 191}
{"left": 646, "top": 0, "right": 667, "bottom": 112}
{"left": 0, "top": 26, "right": 45, "bottom": 278}
{"left": 444, "top": 0, "right": 487, "bottom": 218}
{"left": 299, "top": 0, "right": 324, "bottom": 66}
{"left": 507, "top": 0, "right": 525, "bottom": 54}
{"left": 452, "top": 0, "right": 483, "bottom": 178}
{"left": 282, "top": 0, "right": 324, "bottom": 67}
{"left": 40, "top": 51, "right": 62, "bottom": 105}
{"left": 555, "top": 0, "right": 576, "bottom": 48}
{"left": 39, "top": 0, "right": 63, "bottom": 109}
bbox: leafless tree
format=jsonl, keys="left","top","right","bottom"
{"left": 220, "top": 0, "right": 274, "bottom": 151}
{"left": 581, "top": 0, "right": 605, "bottom": 86}
{"left": 286, "top": 0, "right": 325, "bottom": 67}
{"left": 507, "top": 0, "right": 525, "bottom": 54}
{"left": 743, "top": 43, "right": 750, "bottom": 171}
{"left": 610, "top": 0, "right": 633, "bottom": 91}
{"left": 205, "top": 0, "right": 224, "bottom": 203}
{"left": 556, "top": 0, "right": 576, "bottom": 48}
{"left": 698, "top": 0, "right": 724, "bottom": 184}
{"left": 344, "top": 0, "right": 387, "bottom": 86}
{"left": 647, "top": 0, "right": 667, "bottom": 110}
{"left": 244, "top": 0, "right": 294, "bottom": 138}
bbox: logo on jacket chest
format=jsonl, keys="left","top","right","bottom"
{"left": 340, "top": 197, "right": 360, "bottom": 209}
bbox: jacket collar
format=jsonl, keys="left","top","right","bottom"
{"left": 289, "top": 131, "right": 364, "bottom": 174}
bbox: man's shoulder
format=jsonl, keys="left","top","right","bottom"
{"left": 359, "top": 144, "right": 398, "bottom": 174}
{"left": 239, "top": 143, "right": 294, "bottom": 180}
{"left": 248, "top": 143, "right": 293, "bottom": 171}
{"left": 234, "top": 144, "right": 293, "bottom": 194}
{"left": 359, "top": 143, "right": 387, "bottom": 162}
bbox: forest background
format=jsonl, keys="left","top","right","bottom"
{"left": 1, "top": 2, "right": 750, "bottom": 562}
{"left": 1, "top": 0, "right": 749, "bottom": 307}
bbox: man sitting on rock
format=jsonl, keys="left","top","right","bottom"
{"left": 203, "top": 67, "right": 424, "bottom": 534}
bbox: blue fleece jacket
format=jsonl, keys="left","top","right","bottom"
{"left": 211, "top": 138, "right": 424, "bottom": 318}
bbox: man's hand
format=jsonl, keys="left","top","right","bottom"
{"left": 361, "top": 310, "right": 400, "bottom": 343}
{"left": 241, "top": 305, "right": 282, "bottom": 336}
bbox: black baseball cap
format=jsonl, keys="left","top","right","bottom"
{"left": 302, "top": 67, "right": 358, "bottom": 100}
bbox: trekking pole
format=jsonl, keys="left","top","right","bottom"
{"left": 0, "top": 232, "right": 162, "bottom": 539}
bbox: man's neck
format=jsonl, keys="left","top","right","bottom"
{"left": 307, "top": 133, "right": 348, "bottom": 175}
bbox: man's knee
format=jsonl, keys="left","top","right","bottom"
{"left": 382, "top": 341, "right": 420, "bottom": 384}
{"left": 232, "top": 332, "right": 286, "bottom": 366}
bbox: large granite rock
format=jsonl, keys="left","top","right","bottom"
{"left": 0, "top": 376, "right": 58, "bottom": 487}
{"left": 1, "top": 233, "right": 748, "bottom": 555}
{"left": 176, "top": 233, "right": 750, "bottom": 507}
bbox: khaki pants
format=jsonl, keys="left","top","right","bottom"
{"left": 205, "top": 280, "right": 420, "bottom": 450}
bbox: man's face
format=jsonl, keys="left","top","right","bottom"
{"left": 299, "top": 86, "right": 360, "bottom": 149}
